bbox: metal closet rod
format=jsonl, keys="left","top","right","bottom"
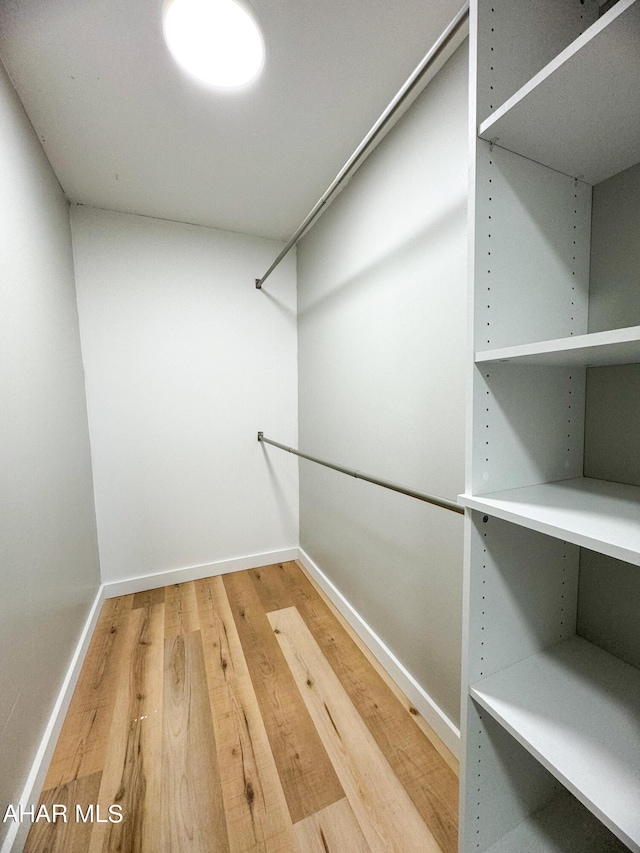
{"left": 255, "top": 2, "right": 470, "bottom": 290}
{"left": 258, "top": 432, "right": 464, "bottom": 515}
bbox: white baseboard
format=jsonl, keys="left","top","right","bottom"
{"left": 297, "top": 547, "right": 461, "bottom": 759}
{"left": 2, "top": 585, "right": 106, "bottom": 853}
{"left": 4, "top": 544, "right": 458, "bottom": 852}
{"left": 103, "top": 545, "right": 460, "bottom": 757}
{"left": 3, "top": 547, "right": 297, "bottom": 852}
{"left": 102, "top": 548, "right": 300, "bottom": 598}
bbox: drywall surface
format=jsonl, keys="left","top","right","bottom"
{"left": 71, "top": 206, "right": 298, "bottom": 583}
{"left": 296, "top": 45, "right": 468, "bottom": 726}
{"left": 0, "top": 61, "right": 100, "bottom": 840}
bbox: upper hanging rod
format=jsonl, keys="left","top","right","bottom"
{"left": 255, "top": 3, "right": 470, "bottom": 290}
{"left": 258, "top": 432, "right": 464, "bottom": 515}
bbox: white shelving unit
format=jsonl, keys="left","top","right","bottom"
{"left": 461, "top": 1, "right": 640, "bottom": 851}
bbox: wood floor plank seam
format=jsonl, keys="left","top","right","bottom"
{"left": 27, "top": 564, "right": 458, "bottom": 853}
{"left": 43, "top": 595, "right": 135, "bottom": 790}
{"left": 248, "top": 564, "right": 296, "bottom": 614}
{"left": 269, "top": 606, "right": 443, "bottom": 853}
{"left": 161, "top": 628, "right": 229, "bottom": 852}
{"left": 196, "top": 576, "right": 298, "bottom": 852}
{"left": 278, "top": 560, "right": 459, "bottom": 852}
{"left": 293, "top": 798, "right": 371, "bottom": 853}
{"left": 24, "top": 771, "right": 103, "bottom": 853}
{"left": 165, "top": 582, "right": 200, "bottom": 638}
{"left": 88, "top": 602, "right": 164, "bottom": 853}
{"left": 222, "top": 570, "right": 345, "bottom": 825}
{"left": 295, "top": 560, "right": 459, "bottom": 774}
{"left": 132, "top": 586, "right": 166, "bottom": 610}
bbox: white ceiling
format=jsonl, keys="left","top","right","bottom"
{"left": 0, "top": 0, "right": 463, "bottom": 240}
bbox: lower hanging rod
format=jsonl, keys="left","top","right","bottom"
{"left": 258, "top": 432, "right": 463, "bottom": 515}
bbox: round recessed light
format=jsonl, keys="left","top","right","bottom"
{"left": 163, "top": 0, "right": 265, "bottom": 89}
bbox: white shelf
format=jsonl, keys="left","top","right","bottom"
{"left": 476, "top": 325, "right": 640, "bottom": 367}
{"left": 460, "top": 477, "right": 640, "bottom": 567}
{"left": 485, "top": 788, "right": 629, "bottom": 853}
{"left": 478, "top": 0, "right": 640, "bottom": 184}
{"left": 471, "top": 637, "right": 640, "bottom": 851}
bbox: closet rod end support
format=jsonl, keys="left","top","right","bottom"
{"left": 257, "top": 431, "right": 264, "bottom": 442}
{"left": 255, "top": 278, "right": 262, "bottom": 289}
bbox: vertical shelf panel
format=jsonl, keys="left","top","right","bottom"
{"left": 589, "top": 160, "right": 640, "bottom": 333}
{"left": 467, "top": 513, "right": 579, "bottom": 685}
{"left": 577, "top": 549, "right": 640, "bottom": 672}
{"left": 584, "top": 364, "right": 640, "bottom": 488}
{"left": 472, "top": 364, "right": 585, "bottom": 495}
{"left": 485, "top": 789, "right": 630, "bottom": 853}
{"left": 476, "top": 0, "right": 599, "bottom": 126}
{"left": 474, "top": 142, "right": 591, "bottom": 353}
{"left": 463, "top": 702, "right": 558, "bottom": 852}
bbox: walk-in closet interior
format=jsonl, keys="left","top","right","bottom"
{"left": 1, "top": 0, "right": 639, "bottom": 850}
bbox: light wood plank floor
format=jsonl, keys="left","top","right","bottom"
{"left": 26, "top": 561, "right": 458, "bottom": 852}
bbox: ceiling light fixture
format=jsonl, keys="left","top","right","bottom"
{"left": 163, "top": 0, "right": 265, "bottom": 89}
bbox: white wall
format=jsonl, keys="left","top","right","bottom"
{"left": 296, "top": 45, "right": 468, "bottom": 727}
{"left": 71, "top": 206, "right": 298, "bottom": 584}
{"left": 0, "top": 61, "right": 100, "bottom": 842}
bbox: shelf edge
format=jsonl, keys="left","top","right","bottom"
{"left": 475, "top": 326, "right": 640, "bottom": 365}
{"left": 477, "top": 0, "right": 638, "bottom": 141}
{"left": 459, "top": 489, "right": 640, "bottom": 567}
{"left": 469, "top": 636, "right": 640, "bottom": 851}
